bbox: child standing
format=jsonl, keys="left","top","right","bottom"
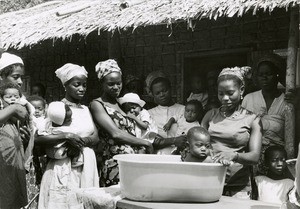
{"left": 119, "top": 93, "right": 157, "bottom": 140}
{"left": 164, "top": 100, "right": 203, "bottom": 136}
{"left": 40, "top": 101, "right": 83, "bottom": 167}
{"left": 255, "top": 146, "right": 294, "bottom": 204}
{"left": 181, "top": 126, "right": 213, "bottom": 163}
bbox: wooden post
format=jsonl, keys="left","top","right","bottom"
{"left": 107, "top": 31, "right": 123, "bottom": 68}
{"left": 285, "top": 6, "right": 299, "bottom": 158}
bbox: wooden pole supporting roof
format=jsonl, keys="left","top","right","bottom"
{"left": 285, "top": 5, "right": 299, "bottom": 158}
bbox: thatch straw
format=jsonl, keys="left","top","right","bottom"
{"left": 0, "top": 0, "right": 299, "bottom": 49}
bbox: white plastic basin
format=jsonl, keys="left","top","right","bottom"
{"left": 113, "top": 154, "right": 227, "bottom": 203}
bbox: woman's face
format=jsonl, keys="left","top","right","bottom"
{"left": 151, "top": 82, "right": 172, "bottom": 106}
{"left": 2, "top": 65, "right": 24, "bottom": 87}
{"left": 257, "top": 63, "right": 278, "bottom": 91}
{"left": 218, "top": 79, "right": 243, "bottom": 112}
{"left": 102, "top": 72, "right": 122, "bottom": 99}
{"left": 65, "top": 75, "right": 87, "bottom": 102}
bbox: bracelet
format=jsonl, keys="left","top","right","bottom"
{"left": 233, "top": 152, "right": 239, "bottom": 162}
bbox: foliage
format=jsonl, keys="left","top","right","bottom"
{"left": 0, "top": 0, "right": 52, "bottom": 14}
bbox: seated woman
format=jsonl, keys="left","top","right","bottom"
{"left": 242, "top": 53, "right": 286, "bottom": 175}
{"left": 146, "top": 71, "right": 186, "bottom": 155}
{"left": 36, "top": 63, "right": 99, "bottom": 209}
{"left": 202, "top": 66, "right": 262, "bottom": 199}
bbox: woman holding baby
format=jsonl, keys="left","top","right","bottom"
{"left": 36, "top": 64, "right": 99, "bottom": 209}
{"left": 202, "top": 66, "right": 262, "bottom": 199}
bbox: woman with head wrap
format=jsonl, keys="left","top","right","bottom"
{"left": 201, "top": 66, "right": 262, "bottom": 199}
{"left": 242, "top": 53, "right": 286, "bottom": 175}
{"left": 90, "top": 59, "right": 154, "bottom": 187}
{"left": 36, "top": 63, "right": 99, "bottom": 209}
{"left": 0, "top": 52, "right": 32, "bottom": 208}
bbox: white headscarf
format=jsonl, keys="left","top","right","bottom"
{"left": 47, "top": 101, "right": 66, "bottom": 125}
{"left": 218, "top": 66, "right": 251, "bottom": 85}
{"left": 95, "top": 59, "right": 121, "bottom": 81}
{"left": 0, "top": 52, "right": 24, "bottom": 71}
{"left": 55, "top": 63, "right": 88, "bottom": 85}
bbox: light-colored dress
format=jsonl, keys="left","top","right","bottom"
{"left": 38, "top": 102, "right": 99, "bottom": 209}
{"left": 242, "top": 90, "right": 286, "bottom": 175}
{"left": 135, "top": 109, "right": 158, "bottom": 140}
{"left": 175, "top": 116, "right": 201, "bottom": 136}
{"left": 93, "top": 99, "right": 138, "bottom": 187}
{"left": 203, "top": 108, "right": 257, "bottom": 198}
{"left": 148, "top": 103, "right": 185, "bottom": 155}
{"left": 242, "top": 90, "right": 285, "bottom": 147}
{"left": 255, "top": 175, "right": 293, "bottom": 204}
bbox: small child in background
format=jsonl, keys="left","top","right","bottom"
{"left": 181, "top": 126, "right": 213, "bottom": 163}
{"left": 255, "top": 146, "right": 294, "bottom": 204}
{"left": 41, "top": 101, "right": 83, "bottom": 167}
{"left": 164, "top": 100, "right": 203, "bottom": 136}
{"left": 119, "top": 93, "right": 157, "bottom": 140}
{"left": 187, "top": 74, "right": 208, "bottom": 109}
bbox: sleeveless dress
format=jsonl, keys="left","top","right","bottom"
{"left": 93, "top": 99, "right": 138, "bottom": 187}
{"left": 205, "top": 107, "right": 258, "bottom": 198}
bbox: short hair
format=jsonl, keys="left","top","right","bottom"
{"left": 186, "top": 100, "right": 203, "bottom": 113}
{"left": 31, "top": 83, "right": 46, "bottom": 98}
{"left": 0, "top": 82, "right": 21, "bottom": 97}
{"left": 187, "top": 126, "right": 210, "bottom": 142}
{"left": 217, "top": 74, "right": 243, "bottom": 87}
{"left": 264, "top": 145, "right": 287, "bottom": 164}
{"left": 27, "top": 95, "right": 47, "bottom": 108}
{"left": 0, "top": 63, "right": 24, "bottom": 78}
{"left": 150, "top": 77, "right": 171, "bottom": 93}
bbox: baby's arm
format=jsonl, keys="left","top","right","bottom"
{"left": 127, "top": 113, "right": 148, "bottom": 130}
{"left": 163, "top": 117, "right": 175, "bottom": 132}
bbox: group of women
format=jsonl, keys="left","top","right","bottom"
{"left": 0, "top": 50, "right": 288, "bottom": 208}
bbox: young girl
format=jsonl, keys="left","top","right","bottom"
{"left": 118, "top": 93, "right": 157, "bottom": 140}
{"left": 164, "top": 100, "right": 203, "bottom": 136}
{"left": 40, "top": 101, "right": 83, "bottom": 167}
{"left": 181, "top": 126, "right": 213, "bottom": 163}
{"left": 255, "top": 146, "right": 294, "bottom": 204}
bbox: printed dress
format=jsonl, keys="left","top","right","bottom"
{"left": 93, "top": 99, "right": 139, "bottom": 187}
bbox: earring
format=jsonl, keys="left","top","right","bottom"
{"left": 240, "top": 95, "right": 243, "bottom": 100}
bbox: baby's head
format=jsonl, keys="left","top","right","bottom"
{"left": 184, "top": 100, "right": 204, "bottom": 123}
{"left": 0, "top": 82, "right": 21, "bottom": 105}
{"left": 265, "top": 145, "right": 287, "bottom": 178}
{"left": 119, "top": 93, "right": 145, "bottom": 116}
{"left": 47, "top": 101, "right": 72, "bottom": 126}
{"left": 187, "top": 127, "right": 211, "bottom": 159}
{"left": 27, "top": 95, "right": 47, "bottom": 118}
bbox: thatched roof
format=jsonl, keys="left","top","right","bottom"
{"left": 1, "top": 0, "right": 299, "bottom": 49}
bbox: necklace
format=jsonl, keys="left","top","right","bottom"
{"left": 62, "top": 98, "right": 83, "bottom": 108}
{"left": 219, "top": 106, "right": 241, "bottom": 119}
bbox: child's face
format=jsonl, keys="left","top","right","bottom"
{"left": 191, "top": 76, "right": 203, "bottom": 93}
{"left": 184, "top": 104, "right": 199, "bottom": 122}
{"left": 3, "top": 88, "right": 20, "bottom": 104}
{"left": 63, "top": 105, "right": 72, "bottom": 126}
{"left": 31, "top": 86, "right": 43, "bottom": 97}
{"left": 128, "top": 103, "right": 142, "bottom": 116}
{"left": 151, "top": 82, "right": 172, "bottom": 106}
{"left": 189, "top": 133, "right": 211, "bottom": 159}
{"left": 267, "top": 150, "right": 287, "bottom": 176}
{"left": 2, "top": 66, "right": 24, "bottom": 88}
{"left": 30, "top": 100, "right": 45, "bottom": 118}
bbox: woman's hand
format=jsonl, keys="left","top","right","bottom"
{"left": 144, "top": 141, "right": 154, "bottom": 154}
{"left": 212, "top": 151, "right": 237, "bottom": 165}
{"left": 12, "top": 104, "right": 29, "bottom": 122}
{"left": 174, "top": 135, "right": 187, "bottom": 149}
{"left": 65, "top": 133, "right": 85, "bottom": 149}
{"left": 163, "top": 121, "right": 172, "bottom": 132}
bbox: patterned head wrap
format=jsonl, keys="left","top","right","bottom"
{"left": 95, "top": 59, "right": 122, "bottom": 81}
{"left": 0, "top": 52, "right": 24, "bottom": 72}
{"left": 145, "top": 70, "right": 167, "bottom": 95}
{"left": 55, "top": 63, "right": 88, "bottom": 85}
{"left": 47, "top": 101, "right": 66, "bottom": 126}
{"left": 218, "top": 66, "right": 252, "bottom": 85}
